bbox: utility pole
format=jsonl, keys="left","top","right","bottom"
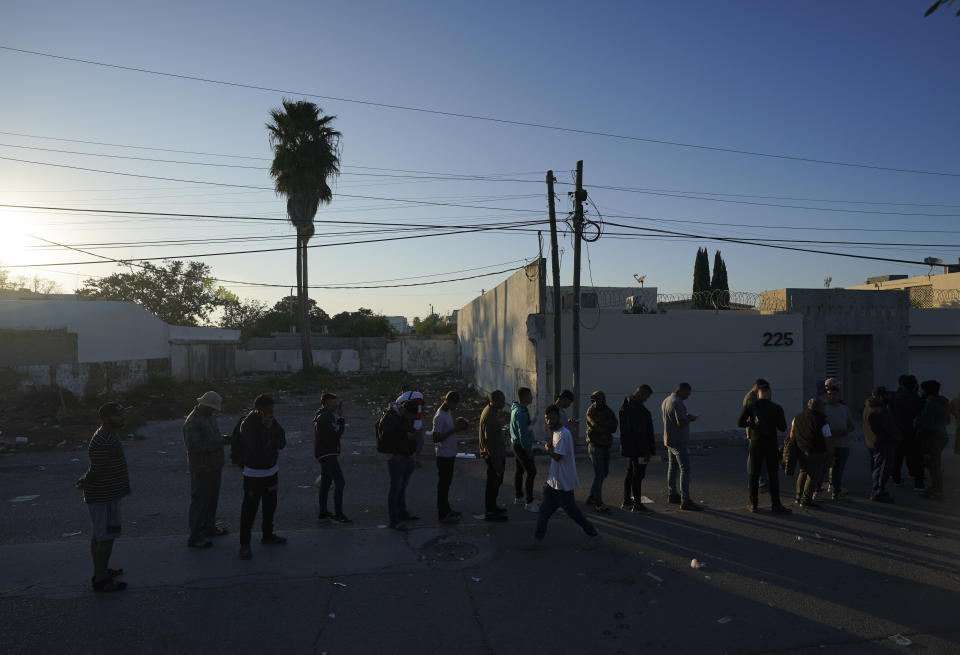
{"left": 572, "top": 160, "right": 585, "bottom": 446}
{"left": 546, "top": 171, "right": 562, "bottom": 400}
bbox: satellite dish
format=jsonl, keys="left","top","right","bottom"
{"left": 633, "top": 274, "right": 646, "bottom": 287}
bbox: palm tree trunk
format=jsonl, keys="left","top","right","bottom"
{"left": 295, "top": 233, "right": 313, "bottom": 371}
{"left": 300, "top": 236, "right": 313, "bottom": 370}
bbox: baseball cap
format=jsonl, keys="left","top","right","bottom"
{"left": 824, "top": 377, "right": 841, "bottom": 390}
{"left": 98, "top": 402, "right": 126, "bottom": 419}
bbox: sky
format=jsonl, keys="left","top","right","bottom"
{"left": 1, "top": 1, "right": 959, "bottom": 322}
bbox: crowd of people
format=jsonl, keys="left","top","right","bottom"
{"left": 75, "top": 375, "right": 958, "bottom": 592}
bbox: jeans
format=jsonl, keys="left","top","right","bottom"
{"left": 188, "top": 468, "right": 222, "bottom": 541}
{"left": 587, "top": 444, "right": 610, "bottom": 505}
{"left": 240, "top": 474, "right": 278, "bottom": 546}
{"left": 868, "top": 446, "right": 895, "bottom": 498}
{"left": 795, "top": 452, "right": 824, "bottom": 503}
{"left": 666, "top": 445, "right": 691, "bottom": 500}
{"left": 623, "top": 458, "right": 647, "bottom": 504}
{"left": 829, "top": 446, "right": 850, "bottom": 496}
{"left": 436, "top": 456, "right": 455, "bottom": 518}
{"left": 512, "top": 443, "right": 536, "bottom": 503}
{"left": 534, "top": 485, "right": 598, "bottom": 541}
{"left": 387, "top": 455, "right": 415, "bottom": 525}
{"left": 747, "top": 438, "right": 782, "bottom": 507}
{"left": 484, "top": 458, "right": 504, "bottom": 513}
{"left": 317, "top": 456, "right": 345, "bottom": 516}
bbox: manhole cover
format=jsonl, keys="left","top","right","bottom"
{"left": 420, "top": 537, "right": 480, "bottom": 563}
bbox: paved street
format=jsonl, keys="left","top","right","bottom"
{"left": 1, "top": 403, "right": 958, "bottom": 654}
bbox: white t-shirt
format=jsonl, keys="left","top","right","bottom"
{"left": 433, "top": 408, "right": 457, "bottom": 458}
{"left": 546, "top": 426, "right": 578, "bottom": 491}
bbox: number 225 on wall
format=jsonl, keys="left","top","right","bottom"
{"left": 762, "top": 332, "right": 794, "bottom": 347}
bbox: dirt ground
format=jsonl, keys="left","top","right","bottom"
{"left": 0, "top": 370, "right": 488, "bottom": 454}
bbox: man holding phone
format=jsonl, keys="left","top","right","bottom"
{"left": 662, "top": 382, "right": 703, "bottom": 511}
{"left": 315, "top": 392, "right": 350, "bottom": 524}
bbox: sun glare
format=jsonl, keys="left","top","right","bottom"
{"left": 0, "top": 209, "right": 34, "bottom": 267}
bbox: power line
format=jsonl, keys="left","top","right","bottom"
{"left": 3, "top": 44, "right": 959, "bottom": 178}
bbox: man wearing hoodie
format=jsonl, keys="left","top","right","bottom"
{"left": 237, "top": 394, "right": 287, "bottom": 560}
{"left": 314, "top": 392, "right": 349, "bottom": 524}
{"left": 585, "top": 390, "right": 618, "bottom": 513}
{"left": 862, "top": 387, "right": 900, "bottom": 503}
{"left": 510, "top": 387, "right": 538, "bottom": 512}
{"left": 618, "top": 385, "right": 656, "bottom": 511}
{"left": 917, "top": 380, "right": 951, "bottom": 501}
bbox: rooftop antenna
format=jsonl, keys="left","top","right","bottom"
{"left": 823, "top": 277, "right": 832, "bottom": 289}
{"left": 633, "top": 273, "right": 646, "bottom": 288}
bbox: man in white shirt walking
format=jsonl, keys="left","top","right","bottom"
{"left": 521, "top": 405, "right": 601, "bottom": 550}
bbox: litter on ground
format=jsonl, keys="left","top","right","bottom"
{"left": 8, "top": 495, "right": 39, "bottom": 503}
{"left": 717, "top": 617, "right": 733, "bottom": 624}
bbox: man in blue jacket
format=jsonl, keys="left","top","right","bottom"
{"left": 510, "top": 387, "right": 538, "bottom": 512}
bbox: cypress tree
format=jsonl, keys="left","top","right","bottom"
{"left": 692, "top": 247, "right": 711, "bottom": 309}
{"left": 711, "top": 250, "right": 730, "bottom": 309}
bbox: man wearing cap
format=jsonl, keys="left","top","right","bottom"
{"left": 585, "top": 390, "right": 618, "bottom": 513}
{"left": 822, "top": 378, "right": 856, "bottom": 501}
{"left": 183, "top": 391, "right": 228, "bottom": 548}
{"left": 237, "top": 394, "right": 287, "bottom": 560}
{"left": 77, "top": 402, "right": 131, "bottom": 592}
{"left": 314, "top": 392, "right": 349, "bottom": 523}
{"left": 862, "top": 387, "right": 900, "bottom": 502}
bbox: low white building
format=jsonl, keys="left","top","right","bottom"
{"left": 386, "top": 315, "right": 411, "bottom": 334}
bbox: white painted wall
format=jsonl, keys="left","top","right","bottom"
{"left": 169, "top": 326, "right": 240, "bottom": 342}
{"left": 546, "top": 311, "right": 805, "bottom": 437}
{"left": 908, "top": 308, "right": 960, "bottom": 400}
{"left": 0, "top": 300, "right": 169, "bottom": 362}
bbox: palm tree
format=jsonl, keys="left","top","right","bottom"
{"left": 267, "top": 100, "right": 341, "bottom": 371}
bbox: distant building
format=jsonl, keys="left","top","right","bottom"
{"left": 386, "top": 315, "right": 411, "bottom": 334}
{"left": 846, "top": 265, "right": 960, "bottom": 308}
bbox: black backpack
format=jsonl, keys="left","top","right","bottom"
{"left": 375, "top": 407, "right": 394, "bottom": 454}
{"left": 229, "top": 416, "right": 246, "bottom": 466}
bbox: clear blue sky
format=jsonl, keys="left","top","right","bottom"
{"left": 1, "top": 1, "right": 958, "bottom": 321}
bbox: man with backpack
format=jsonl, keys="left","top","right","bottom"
{"left": 315, "top": 392, "right": 349, "bottom": 524}
{"left": 378, "top": 399, "right": 420, "bottom": 530}
{"left": 236, "top": 394, "right": 287, "bottom": 560}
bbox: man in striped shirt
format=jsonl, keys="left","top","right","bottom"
{"left": 77, "top": 402, "right": 131, "bottom": 592}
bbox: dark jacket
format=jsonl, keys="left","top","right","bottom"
{"left": 238, "top": 411, "right": 286, "bottom": 470}
{"left": 862, "top": 398, "right": 901, "bottom": 449}
{"left": 586, "top": 402, "right": 618, "bottom": 448}
{"left": 182, "top": 408, "right": 225, "bottom": 473}
{"left": 892, "top": 389, "right": 922, "bottom": 441}
{"left": 380, "top": 405, "right": 416, "bottom": 456}
{"left": 314, "top": 407, "right": 345, "bottom": 459}
{"left": 618, "top": 395, "right": 655, "bottom": 458}
{"left": 479, "top": 404, "right": 505, "bottom": 473}
{"left": 737, "top": 399, "right": 786, "bottom": 441}
{"left": 792, "top": 409, "right": 827, "bottom": 455}
{"left": 917, "top": 395, "right": 951, "bottom": 449}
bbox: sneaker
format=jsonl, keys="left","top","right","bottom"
{"left": 519, "top": 539, "right": 543, "bottom": 551}
{"left": 668, "top": 494, "right": 682, "bottom": 505}
{"left": 187, "top": 538, "right": 214, "bottom": 549}
{"left": 620, "top": 501, "right": 634, "bottom": 510}
{"left": 524, "top": 502, "right": 539, "bottom": 512}
{"left": 514, "top": 497, "right": 525, "bottom": 506}
{"left": 593, "top": 503, "right": 611, "bottom": 514}
{"left": 582, "top": 534, "right": 602, "bottom": 550}
{"left": 92, "top": 577, "right": 127, "bottom": 592}
{"left": 758, "top": 478, "right": 769, "bottom": 489}
{"left": 630, "top": 503, "right": 648, "bottom": 512}
{"left": 317, "top": 512, "right": 332, "bottom": 523}
{"left": 771, "top": 505, "right": 793, "bottom": 515}
{"left": 261, "top": 534, "right": 287, "bottom": 545}
{"left": 747, "top": 504, "right": 758, "bottom": 513}
{"left": 332, "top": 514, "right": 353, "bottom": 524}
{"left": 238, "top": 546, "right": 252, "bottom": 560}
{"left": 680, "top": 500, "right": 704, "bottom": 511}
{"left": 484, "top": 512, "right": 509, "bottom": 522}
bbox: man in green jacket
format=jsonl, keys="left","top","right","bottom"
{"left": 586, "top": 390, "right": 618, "bottom": 513}
{"left": 183, "top": 391, "right": 228, "bottom": 548}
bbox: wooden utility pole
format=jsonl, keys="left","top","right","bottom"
{"left": 572, "top": 160, "right": 585, "bottom": 444}
{"left": 546, "top": 171, "right": 562, "bottom": 400}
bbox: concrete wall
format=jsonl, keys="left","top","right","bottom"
{"left": 458, "top": 263, "right": 545, "bottom": 411}
{"left": 238, "top": 336, "right": 457, "bottom": 374}
{"left": 544, "top": 311, "right": 804, "bottom": 437}
{"left": 763, "top": 289, "right": 909, "bottom": 411}
{"left": 908, "top": 308, "right": 960, "bottom": 400}
{"left": 0, "top": 329, "right": 77, "bottom": 366}
{"left": 171, "top": 342, "right": 238, "bottom": 382}
{"left": 13, "top": 358, "right": 170, "bottom": 397}
{"left": 0, "top": 299, "right": 169, "bottom": 362}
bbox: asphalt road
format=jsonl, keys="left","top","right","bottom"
{"left": 1, "top": 401, "right": 958, "bottom": 654}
